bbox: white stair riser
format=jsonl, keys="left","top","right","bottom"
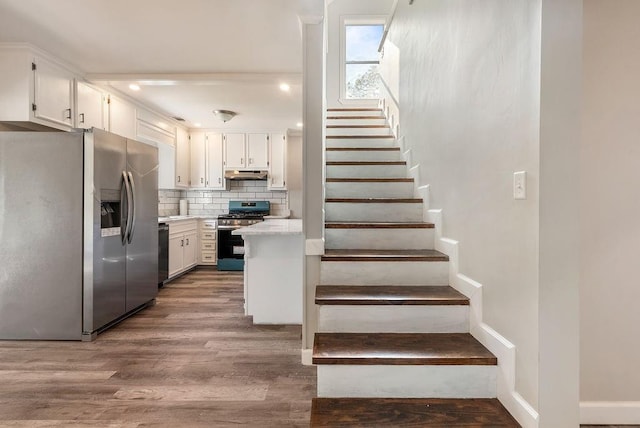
{"left": 325, "top": 228, "right": 434, "bottom": 250}
{"left": 317, "top": 365, "right": 497, "bottom": 398}
{"left": 327, "top": 110, "right": 384, "bottom": 118}
{"left": 326, "top": 127, "right": 392, "bottom": 136}
{"left": 320, "top": 261, "right": 449, "bottom": 286}
{"left": 318, "top": 305, "right": 469, "bottom": 333}
{"left": 326, "top": 138, "right": 396, "bottom": 148}
{"left": 326, "top": 164, "right": 407, "bottom": 179}
{"left": 325, "top": 181, "right": 415, "bottom": 198}
{"left": 326, "top": 150, "right": 401, "bottom": 162}
{"left": 327, "top": 118, "right": 387, "bottom": 126}
{"left": 325, "top": 202, "right": 423, "bottom": 222}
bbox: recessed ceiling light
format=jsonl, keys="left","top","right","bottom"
{"left": 129, "top": 84, "right": 141, "bottom": 91}
{"left": 194, "top": 123, "right": 202, "bottom": 127}
{"left": 279, "top": 83, "right": 290, "bottom": 92}
{"left": 296, "top": 122, "right": 303, "bottom": 128}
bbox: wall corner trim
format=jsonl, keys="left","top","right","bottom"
{"left": 305, "top": 238, "right": 325, "bottom": 255}
{"left": 580, "top": 401, "right": 640, "bottom": 425}
{"left": 301, "top": 348, "right": 314, "bottom": 366}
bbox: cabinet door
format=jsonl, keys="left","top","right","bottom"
{"left": 247, "top": 133, "right": 269, "bottom": 169}
{"left": 76, "top": 81, "right": 104, "bottom": 129}
{"left": 168, "top": 234, "right": 184, "bottom": 277}
{"left": 183, "top": 231, "right": 198, "bottom": 269}
{"left": 190, "top": 131, "right": 206, "bottom": 188}
{"left": 108, "top": 95, "right": 136, "bottom": 140}
{"left": 223, "top": 133, "right": 246, "bottom": 169}
{"left": 175, "top": 127, "right": 190, "bottom": 188}
{"left": 33, "top": 57, "right": 74, "bottom": 128}
{"left": 206, "top": 133, "right": 225, "bottom": 189}
{"left": 157, "top": 142, "right": 177, "bottom": 189}
{"left": 268, "top": 133, "right": 287, "bottom": 189}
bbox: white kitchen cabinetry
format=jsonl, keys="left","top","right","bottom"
{"left": 0, "top": 47, "right": 74, "bottom": 130}
{"left": 268, "top": 133, "right": 287, "bottom": 190}
{"left": 175, "top": 127, "right": 190, "bottom": 188}
{"left": 199, "top": 220, "right": 217, "bottom": 265}
{"left": 76, "top": 81, "right": 105, "bottom": 130}
{"left": 168, "top": 220, "right": 198, "bottom": 278}
{"left": 223, "top": 133, "right": 269, "bottom": 169}
{"left": 108, "top": 95, "right": 136, "bottom": 140}
{"left": 191, "top": 131, "right": 226, "bottom": 190}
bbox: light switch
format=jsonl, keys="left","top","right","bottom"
{"left": 514, "top": 171, "right": 526, "bottom": 200}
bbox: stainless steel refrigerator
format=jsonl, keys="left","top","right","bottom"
{"left": 0, "top": 128, "right": 158, "bottom": 340}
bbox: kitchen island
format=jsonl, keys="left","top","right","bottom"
{"left": 233, "top": 219, "right": 303, "bottom": 324}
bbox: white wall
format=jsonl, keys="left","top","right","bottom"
{"left": 581, "top": 0, "right": 640, "bottom": 420}
{"left": 326, "top": 0, "right": 394, "bottom": 108}
{"left": 388, "top": 0, "right": 542, "bottom": 409}
{"left": 286, "top": 131, "right": 303, "bottom": 218}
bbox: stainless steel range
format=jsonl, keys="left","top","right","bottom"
{"left": 217, "top": 201, "right": 270, "bottom": 271}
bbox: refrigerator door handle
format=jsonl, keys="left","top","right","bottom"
{"left": 122, "top": 171, "right": 133, "bottom": 245}
{"left": 127, "top": 171, "right": 136, "bottom": 244}
{"left": 121, "top": 171, "right": 131, "bottom": 245}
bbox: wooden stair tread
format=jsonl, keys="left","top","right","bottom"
{"left": 313, "top": 333, "right": 497, "bottom": 365}
{"left": 310, "top": 398, "right": 520, "bottom": 427}
{"left": 326, "top": 178, "right": 413, "bottom": 183}
{"left": 325, "top": 198, "right": 422, "bottom": 203}
{"left": 327, "top": 135, "right": 395, "bottom": 139}
{"left": 325, "top": 222, "right": 434, "bottom": 229}
{"left": 322, "top": 249, "right": 448, "bottom": 262}
{"left": 315, "top": 285, "right": 469, "bottom": 306}
{"left": 327, "top": 125, "right": 390, "bottom": 128}
{"left": 326, "top": 147, "right": 400, "bottom": 151}
{"left": 326, "top": 161, "right": 406, "bottom": 166}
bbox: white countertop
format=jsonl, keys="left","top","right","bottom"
{"left": 232, "top": 219, "right": 302, "bottom": 236}
{"left": 158, "top": 215, "right": 217, "bottom": 223}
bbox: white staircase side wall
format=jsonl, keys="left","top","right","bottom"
{"left": 317, "top": 365, "right": 497, "bottom": 398}
{"left": 318, "top": 305, "right": 469, "bottom": 333}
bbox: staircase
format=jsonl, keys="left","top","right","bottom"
{"left": 310, "top": 108, "right": 520, "bottom": 427}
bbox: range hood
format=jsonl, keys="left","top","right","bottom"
{"left": 224, "top": 170, "right": 268, "bottom": 181}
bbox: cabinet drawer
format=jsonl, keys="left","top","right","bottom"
{"left": 169, "top": 220, "right": 198, "bottom": 235}
{"left": 201, "top": 251, "right": 217, "bottom": 264}
{"left": 201, "top": 241, "right": 216, "bottom": 251}
{"left": 201, "top": 231, "right": 216, "bottom": 240}
{"left": 201, "top": 221, "right": 217, "bottom": 230}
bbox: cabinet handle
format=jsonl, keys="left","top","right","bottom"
{"left": 65, "top": 108, "right": 72, "bottom": 120}
{"left": 79, "top": 113, "right": 85, "bottom": 124}
{"left": 201, "top": 177, "right": 204, "bottom": 184}
{"left": 240, "top": 158, "right": 244, "bottom": 164}
{"left": 249, "top": 158, "right": 253, "bottom": 165}
{"left": 218, "top": 177, "right": 221, "bottom": 184}
{"left": 177, "top": 175, "right": 181, "bottom": 183}
{"left": 181, "top": 239, "right": 184, "bottom": 247}
{"left": 186, "top": 238, "right": 189, "bottom": 245}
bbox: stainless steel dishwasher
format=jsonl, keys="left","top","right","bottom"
{"left": 158, "top": 223, "right": 169, "bottom": 286}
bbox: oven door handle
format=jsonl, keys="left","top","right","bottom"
{"left": 217, "top": 225, "right": 242, "bottom": 230}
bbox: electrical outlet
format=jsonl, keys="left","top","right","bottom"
{"left": 514, "top": 171, "right": 526, "bottom": 200}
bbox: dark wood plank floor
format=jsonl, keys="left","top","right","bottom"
{"left": 0, "top": 268, "right": 316, "bottom": 427}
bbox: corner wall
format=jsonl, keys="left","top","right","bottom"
{"left": 580, "top": 0, "right": 640, "bottom": 423}
{"left": 387, "top": 0, "right": 541, "bottom": 410}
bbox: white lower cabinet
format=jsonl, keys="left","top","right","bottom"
{"left": 199, "top": 219, "right": 217, "bottom": 265}
{"left": 168, "top": 220, "right": 198, "bottom": 278}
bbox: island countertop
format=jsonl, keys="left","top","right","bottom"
{"left": 232, "top": 219, "right": 302, "bottom": 236}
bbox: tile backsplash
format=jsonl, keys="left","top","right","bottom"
{"left": 159, "top": 181, "right": 288, "bottom": 217}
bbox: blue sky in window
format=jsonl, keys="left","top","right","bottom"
{"left": 346, "top": 25, "right": 384, "bottom": 62}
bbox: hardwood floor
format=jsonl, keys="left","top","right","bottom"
{"left": 0, "top": 268, "right": 316, "bottom": 427}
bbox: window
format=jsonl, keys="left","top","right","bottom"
{"left": 343, "top": 22, "right": 384, "bottom": 100}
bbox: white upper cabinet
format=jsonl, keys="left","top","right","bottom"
{"left": 108, "top": 95, "right": 136, "bottom": 140}
{"left": 32, "top": 57, "right": 74, "bottom": 128}
{"left": 190, "top": 131, "right": 226, "bottom": 190}
{"left": 268, "top": 133, "right": 287, "bottom": 190}
{"left": 76, "top": 81, "right": 105, "bottom": 130}
{"left": 0, "top": 47, "right": 74, "bottom": 130}
{"left": 246, "top": 133, "right": 269, "bottom": 169}
{"left": 175, "top": 127, "right": 190, "bottom": 188}
{"left": 223, "top": 133, "right": 246, "bottom": 169}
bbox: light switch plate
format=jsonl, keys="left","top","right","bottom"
{"left": 514, "top": 171, "right": 526, "bottom": 200}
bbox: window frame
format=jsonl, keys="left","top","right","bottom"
{"left": 339, "top": 16, "right": 387, "bottom": 104}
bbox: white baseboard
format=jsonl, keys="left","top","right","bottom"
{"left": 580, "top": 401, "right": 640, "bottom": 424}
{"left": 305, "top": 238, "right": 324, "bottom": 256}
{"left": 301, "top": 348, "right": 313, "bottom": 366}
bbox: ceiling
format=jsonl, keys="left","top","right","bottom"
{"left": 0, "top": 0, "right": 324, "bottom": 129}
